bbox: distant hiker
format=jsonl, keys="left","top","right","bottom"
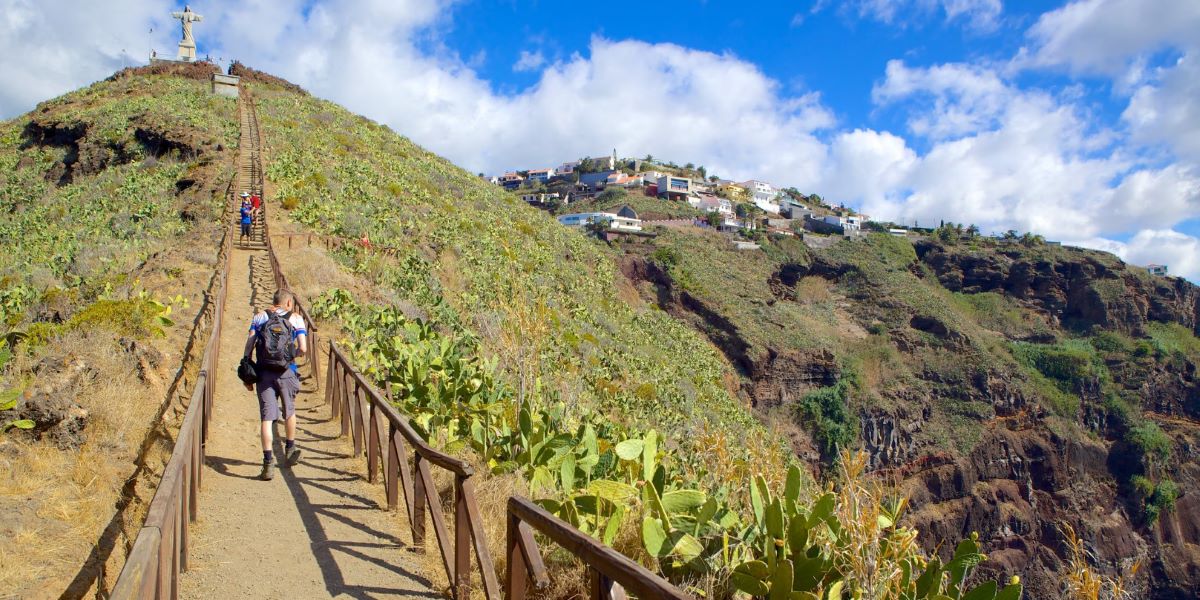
{"left": 239, "top": 193, "right": 253, "bottom": 241}
{"left": 241, "top": 289, "right": 307, "bottom": 480}
{"left": 250, "top": 192, "right": 262, "bottom": 217}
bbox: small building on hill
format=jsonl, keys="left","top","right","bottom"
{"left": 615, "top": 205, "right": 639, "bottom": 221}
{"left": 695, "top": 193, "right": 733, "bottom": 217}
{"left": 657, "top": 175, "right": 694, "bottom": 201}
{"left": 557, "top": 211, "right": 643, "bottom": 232}
{"left": 580, "top": 171, "right": 615, "bottom": 192}
{"left": 1147, "top": 264, "right": 1169, "bottom": 276}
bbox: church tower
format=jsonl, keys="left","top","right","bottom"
{"left": 609, "top": 148, "right": 616, "bottom": 171}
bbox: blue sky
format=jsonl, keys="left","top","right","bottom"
{"left": 1, "top": 0, "right": 1198, "bottom": 279}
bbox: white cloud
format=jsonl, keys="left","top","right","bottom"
{"left": 1073, "top": 229, "right": 1200, "bottom": 281}
{"left": 1123, "top": 53, "right": 1200, "bottom": 163}
{"left": 1022, "top": 0, "right": 1200, "bottom": 77}
{"left": 840, "top": 0, "right": 1002, "bottom": 31}
{"left": 873, "top": 60, "right": 1010, "bottom": 139}
{"left": 0, "top": 0, "right": 178, "bottom": 116}
{"left": 839, "top": 60, "right": 1200, "bottom": 242}
{"left": 512, "top": 49, "right": 545, "bottom": 72}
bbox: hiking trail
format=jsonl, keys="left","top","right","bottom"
{"left": 176, "top": 96, "right": 437, "bottom": 600}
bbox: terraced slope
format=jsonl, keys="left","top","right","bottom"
{"left": 0, "top": 65, "right": 236, "bottom": 596}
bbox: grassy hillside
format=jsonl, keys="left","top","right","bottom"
{"left": 253, "top": 84, "right": 767, "bottom": 461}
{"left": 252, "top": 79, "right": 1030, "bottom": 599}
{"left": 0, "top": 67, "right": 236, "bottom": 595}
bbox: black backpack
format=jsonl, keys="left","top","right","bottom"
{"left": 256, "top": 311, "right": 296, "bottom": 370}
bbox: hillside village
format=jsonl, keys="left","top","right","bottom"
{"left": 486, "top": 153, "right": 1179, "bottom": 277}
{"left": 486, "top": 151, "right": 869, "bottom": 244}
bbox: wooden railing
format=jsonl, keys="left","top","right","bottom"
{"left": 326, "top": 342, "right": 500, "bottom": 600}
{"left": 109, "top": 226, "right": 230, "bottom": 600}
{"left": 325, "top": 341, "right": 692, "bottom": 600}
{"left": 506, "top": 497, "right": 690, "bottom": 600}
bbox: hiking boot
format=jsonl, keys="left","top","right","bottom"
{"left": 285, "top": 446, "right": 302, "bottom": 467}
{"left": 259, "top": 460, "right": 275, "bottom": 481}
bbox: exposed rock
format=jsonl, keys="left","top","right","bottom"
{"left": 914, "top": 240, "right": 1200, "bottom": 336}
{"left": 17, "top": 356, "right": 93, "bottom": 448}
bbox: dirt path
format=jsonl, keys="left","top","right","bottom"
{"left": 177, "top": 97, "right": 437, "bottom": 600}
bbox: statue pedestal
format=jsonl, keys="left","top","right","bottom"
{"left": 177, "top": 41, "right": 196, "bottom": 62}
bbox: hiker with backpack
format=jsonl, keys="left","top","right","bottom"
{"left": 239, "top": 289, "right": 308, "bottom": 481}
{"left": 239, "top": 193, "right": 253, "bottom": 242}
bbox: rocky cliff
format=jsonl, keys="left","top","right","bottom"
{"left": 618, "top": 229, "right": 1200, "bottom": 599}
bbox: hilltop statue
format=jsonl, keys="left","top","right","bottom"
{"left": 171, "top": 5, "right": 204, "bottom": 62}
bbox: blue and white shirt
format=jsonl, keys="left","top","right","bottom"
{"left": 249, "top": 309, "right": 307, "bottom": 371}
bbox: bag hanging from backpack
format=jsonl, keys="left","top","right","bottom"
{"left": 256, "top": 311, "right": 296, "bottom": 371}
{"left": 237, "top": 357, "right": 258, "bottom": 384}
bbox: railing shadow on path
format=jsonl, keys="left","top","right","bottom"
{"left": 272, "top": 416, "right": 442, "bottom": 600}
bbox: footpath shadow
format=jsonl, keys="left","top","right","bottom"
{"left": 274, "top": 406, "right": 440, "bottom": 599}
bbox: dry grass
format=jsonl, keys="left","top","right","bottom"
{"left": 0, "top": 330, "right": 171, "bottom": 597}
{"left": 1060, "top": 523, "right": 1140, "bottom": 600}
{"left": 795, "top": 276, "right": 834, "bottom": 304}
{"left": 274, "top": 245, "right": 370, "bottom": 305}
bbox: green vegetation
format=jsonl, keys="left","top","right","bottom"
{"left": 1145, "top": 322, "right": 1200, "bottom": 360}
{"left": 795, "top": 374, "right": 858, "bottom": 459}
{"left": 1010, "top": 340, "right": 1103, "bottom": 394}
{"left": 252, "top": 82, "right": 775, "bottom": 473}
{"left": 0, "top": 74, "right": 234, "bottom": 336}
{"left": 315, "top": 290, "right": 1020, "bottom": 598}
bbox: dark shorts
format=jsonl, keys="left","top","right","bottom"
{"left": 240, "top": 222, "right": 252, "bottom": 236}
{"left": 256, "top": 368, "right": 299, "bottom": 421}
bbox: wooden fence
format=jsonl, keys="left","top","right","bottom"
{"left": 108, "top": 225, "right": 230, "bottom": 600}
{"left": 325, "top": 341, "right": 692, "bottom": 600}
{"left": 326, "top": 342, "right": 500, "bottom": 600}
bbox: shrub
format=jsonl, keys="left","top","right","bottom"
{"left": 68, "top": 298, "right": 170, "bottom": 338}
{"left": 1125, "top": 421, "right": 1172, "bottom": 466}
{"left": 280, "top": 194, "right": 300, "bottom": 210}
{"left": 1011, "top": 340, "right": 1102, "bottom": 393}
{"left": 650, "top": 246, "right": 680, "bottom": 268}
{"left": 1150, "top": 479, "right": 1179, "bottom": 514}
{"left": 1090, "top": 331, "right": 1134, "bottom": 354}
{"left": 795, "top": 374, "right": 857, "bottom": 460}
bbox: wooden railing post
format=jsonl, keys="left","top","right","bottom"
{"left": 367, "top": 403, "right": 380, "bottom": 483}
{"left": 590, "top": 569, "right": 628, "bottom": 600}
{"left": 323, "top": 346, "right": 334, "bottom": 409}
{"left": 412, "top": 454, "right": 427, "bottom": 552}
{"left": 386, "top": 423, "right": 399, "bottom": 511}
{"left": 454, "top": 477, "right": 472, "bottom": 599}
{"left": 351, "top": 383, "right": 364, "bottom": 457}
{"left": 506, "top": 512, "right": 529, "bottom": 600}
{"left": 340, "top": 370, "right": 352, "bottom": 437}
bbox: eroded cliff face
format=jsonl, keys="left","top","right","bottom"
{"left": 620, "top": 235, "right": 1200, "bottom": 599}
{"left": 914, "top": 240, "right": 1200, "bottom": 337}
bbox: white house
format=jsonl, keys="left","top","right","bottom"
{"left": 527, "top": 168, "right": 554, "bottom": 183}
{"left": 742, "top": 180, "right": 781, "bottom": 214}
{"left": 695, "top": 193, "right": 734, "bottom": 217}
{"left": 822, "top": 215, "right": 861, "bottom": 233}
{"left": 638, "top": 170, "right": 667, "bottom": 185}
{"left": 520, "top": 192, "right": 560, "bottom": 204}
{"left": 557, "top": 212, "right": 643, "bottom": 232}
{"left": 556, "top": 161, "right": 581, "bottom": 175}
